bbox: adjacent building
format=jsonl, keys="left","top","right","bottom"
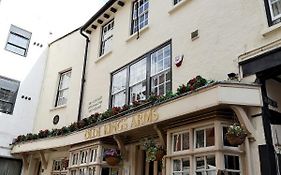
{"left": 0, "top": 0, "right": 49, "bottom": 174}
{"left": 10, "top": 0, "right": 281, "bottom": 175}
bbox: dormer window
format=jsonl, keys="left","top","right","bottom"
{"left": 131, "top": 0, "right": 149, "bottom": 34}
{"left": 100, "top": 20, "right": 114, "bottom": 56}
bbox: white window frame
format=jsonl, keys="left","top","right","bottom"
{"left": 79, "top": 149, "right": 88, "bottom": 165}
{"left": 172, "top": 131, "right": 190, "bottom": 153}
{"left": 89, "top": 148, "right": 98, "bottom": 164}
{"left": 51, "top": 159, "right": 68, "bottom": 175}
{"left": 5, "top": 25, "right": 32, "bottom": 57}
{"left": 194, "top": 154, "right": 216, "bottom": 175}
{"left": 223, "top": 154, "right": 242, "bottom": 174}
{"left": 100, "top": 20, "right": 114, "bottom": 56}
{"left": 55, "top": 70, "right": 71, "bottom": 107}
{"left": 194, "top": 126, "right": 215, "bottom": 149}
{"left": 168, "top": 122, "right": 244, "bottom": 175}
{"left": 69, "top": 146, "right": 100, "bottom": 175}
{"left": 131, "top": 0, "right": 149, "bottom": 34}
{"left": 268, "top": 0, "right": 281, "bottom": 21}
{"left": 171, "top": 157, "right": 191, "bottom": 175}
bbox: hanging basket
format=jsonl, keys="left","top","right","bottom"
{"left": 155, "top": 149, "right": 165, "bottom": 161}
{"left": 105, "top": 156, "right": 121, "bottom": 166}
{"left": 226, "top": 133, "right": 247, "bottom": 146}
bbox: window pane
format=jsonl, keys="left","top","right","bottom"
{"left": 112, "top": 69, "right": 127, "bottom": 94}
{"left": 206, "top": 155, "right": 216, "bottom": 169}
{"left": 59, "top": 71, "right": 71, "bottom": 90}
{"left": 101, "top": 20, "right": 114, "bottom": 55}
{"left": 196, "top": 130, "right": 204, "bottom": 148}
{"left": 112, "top": 90, "right": 126, "bottom": 107}
{"left": 130, "top": 82, "right": 146, "bottom": 103}
{"left": 173, "top": 159, "right": 181, "bottom": 171}
{"left": 8, "top": 33, "right": 29, "bottom": 48}
{"left": 173, "top": 134, "right": 181, "bottom": 152}
{"left": 10, "top": 25, "right": 31, "bottom": 38}
{"left": 182, "top": 159, "right": 190, "bottom": 172}
{"left": 206, "top": 128, "right": 215, "bottom": 147}
{"left": 224, "top": 155, "right": 240, "bottom": 170}
{"left": 56, "top": 70, "right": 71, "bottom": 106}
{"left": 196, "top": 157, "right": 205, "bottom": 170}
{"left": 151, "top": 45, "right": 171, "bottom": 76}
{"left": 132, "top": 0, "right": 149, "bottom": 34}
{"left": 5, "top": 44, "right": 26, "bottom": 56}
{"left": 272, "top": 1, "right": 281, "bottom": 17}
{"left": 182, "top": 132, "right": 189, "bottom": 150}
{"left": 130, "top": 59, "right": 147, "bottom": 86}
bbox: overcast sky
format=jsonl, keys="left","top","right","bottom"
{"left": 1, "top": 0, "right": 107, "bottom": 40}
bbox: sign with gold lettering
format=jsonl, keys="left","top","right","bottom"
{"left": 85, "top": 108, "right": 159, "bottom": 140}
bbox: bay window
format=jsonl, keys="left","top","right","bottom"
{"left": 69, "top": 146, "right": 99, "bottom": 175}
{"left": 110, "top": 42, "right": 171, "bottom": 107}
{"left": 168, "top": 122, "right": 243, "bottom": 175}
{"left": 52, "top": 159, "right": 67, "bottom": 175}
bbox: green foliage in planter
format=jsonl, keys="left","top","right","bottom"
{"left": 227, "top": 123, "right": 247, "bottom": 136}
{"left": 142, "top": 138, "right": 164, "bottom": 162}
{"left": 13, "top": 75, "right": 212, "bottom": 144}
{"left": 38, "top": 129, "right": 50, "bottom": 138}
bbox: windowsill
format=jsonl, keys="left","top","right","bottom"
{"left": 95, "top": 50, "right": 112, "bottom": 63}
{"left": 262, "top": 22, "right": 281, "bottom": 37}
{"left": 126, "top": 26, "right": 149, "bottom": 42}
{"left": 50, "top": 105, "right": 67, "bottom": 111}
{"left": 168, "top": 0, "right": 190, "bottom": 14}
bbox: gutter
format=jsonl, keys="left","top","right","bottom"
{"left": 78, "top": 28, "right": 90, "bottom": 121}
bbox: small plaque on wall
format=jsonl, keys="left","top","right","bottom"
{"left": 53, "top": 115, "right": 60, "bottom": 125}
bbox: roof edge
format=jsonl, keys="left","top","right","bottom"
{"left": 81, "top": 0, "right": 117, "bottom": 31}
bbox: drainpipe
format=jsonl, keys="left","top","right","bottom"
{"left": 78, "top": 28, "right": 90, "bottom": 121}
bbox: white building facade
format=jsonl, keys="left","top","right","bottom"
{"left": 0, "top": 0, "right": 49, "bottom": 174}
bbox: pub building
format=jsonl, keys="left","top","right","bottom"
{"left": 10, "top": 0, "right": 281, "bottom": 175}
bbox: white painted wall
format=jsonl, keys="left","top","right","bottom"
{"left": 33, "top": 30, "right": 86, "bottom": 132}
{"left": 0, "top": 0, "right": 49, "bottom": 158}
